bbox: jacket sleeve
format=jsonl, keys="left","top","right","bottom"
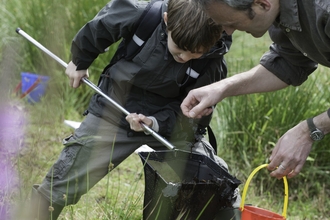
{"left": 150, "top": 100, "right": 182, "bottom": 137}
{"left": 71, "top": 0, "right": 147, "bottom": 70}
{"left": 260, "top": 25, "right": 317, "bottom": 86}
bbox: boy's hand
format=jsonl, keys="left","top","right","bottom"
{"left": 65, "top": 61, "right": 89, "bottom": 88}
{"left": 126, "top": 113, "right": 153, "bottom": 132}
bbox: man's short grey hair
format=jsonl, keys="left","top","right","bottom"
{"left": 195, "top": 0, "right": 254, "bottom": 11}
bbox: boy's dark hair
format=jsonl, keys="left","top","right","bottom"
{"left": 167, "top": 0, "right": 223, "bottom": 53}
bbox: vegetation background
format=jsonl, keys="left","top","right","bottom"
{"left": 1, "top": 0, "right": 329, "bottom": 219}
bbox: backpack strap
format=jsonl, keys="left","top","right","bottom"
{"left": 196, "top": 124, "right": 218, "bottom": 154}
{"left": 125, "top": 0, "right": 163, "bottom": 60}
{"left": 207, "top": 125, "right": 218, "bottom": 154}
{"left": 107, "top": 0, "right": 163, "bottom": 67}
{"left": 190, "top": 58, "right": 223, "bottom": 154}
{"left": 179, "top": 59, "right": 211, "bottom": 88}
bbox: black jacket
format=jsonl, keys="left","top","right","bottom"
{"left": 70, "top": 0, "right": 231, "bottom": 140}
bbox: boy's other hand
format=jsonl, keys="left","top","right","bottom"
{"left": 65, "top": 61, "right": 89, "bottom": 88}
{"left": 126, "top": 113, "right": 153, "bottom": 132}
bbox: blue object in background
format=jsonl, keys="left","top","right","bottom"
{"left": 21, "top": 72, "right": 50, "bottom": 103}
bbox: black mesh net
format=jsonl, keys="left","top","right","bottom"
{"left": 139, "top": 150, "right": 241, "bottom": 220}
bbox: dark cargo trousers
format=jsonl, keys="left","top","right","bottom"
{"left": 38, "top": 113, "right": 168, "bottom": 207}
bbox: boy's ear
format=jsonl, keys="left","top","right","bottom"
{"left": 163, "top": 12, "right": 168, "bottom": 26}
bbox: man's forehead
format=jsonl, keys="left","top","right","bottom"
{"left": 205, "top": 2, "right": 243, "bottom": 25}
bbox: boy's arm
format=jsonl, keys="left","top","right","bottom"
{"left": 126, "top": 101, "right": 181, "bottom": 137}
{"left": 70, "top": 0, "right": 147, "bottom": 70}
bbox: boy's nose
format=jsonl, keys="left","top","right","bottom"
{"left": 179, "top": 52, "right": 200, "bottom": 62}
{"left": 178, "top": 53, "right": 190, "bottom": 62}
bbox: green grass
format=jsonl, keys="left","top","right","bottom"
{"left": 1, "top": 0, "right": 330, "bottom": 219}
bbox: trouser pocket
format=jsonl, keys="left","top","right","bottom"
{"left": 46, "top": 135, "right": 83, "bottom": 180}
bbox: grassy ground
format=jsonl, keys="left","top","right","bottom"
{"left": 4, "top": 98, "right": 145, "bottom": 220}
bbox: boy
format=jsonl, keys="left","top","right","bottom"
{"left": 26, "top": 0, "right": 239, "bottom": 219}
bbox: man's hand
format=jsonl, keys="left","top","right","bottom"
{"left": 267, "top": 121, "right": 313, "bottom": 179}
{"left": 65, "top": 61, "right": 89, "bottom": 88}
{"left": 180, "top": 84, "right": 220, "bottom": 118}
{"left": 125, "top": 113, "right": 153, "bottom": 132}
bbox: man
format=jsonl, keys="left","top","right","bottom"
{"left": 181, "top": 0, "right": 330, "bottom": 179}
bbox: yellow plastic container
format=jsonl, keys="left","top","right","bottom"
{"left": 240, "top": 164, "right": 288, "bottom": 220}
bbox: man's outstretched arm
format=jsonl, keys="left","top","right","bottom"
{"left": 180, "top": 64, "right": 288, "bottom": 118}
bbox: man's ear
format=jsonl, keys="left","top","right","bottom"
{"left": 254, "top": 0, "right": 271, "bottom": 10}
{"left": 163, "top": 12, "right": 168, "bottom": 26}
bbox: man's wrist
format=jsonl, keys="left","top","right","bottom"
{"left": 307, "top": 118, "right": 324, "bottom": 141}
{"left": 306, "top": 109, "right": 330, "bottom": 140}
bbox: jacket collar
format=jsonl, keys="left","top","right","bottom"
{"left": 202, "top": 33, "right": 231, "bottom": 59}
{"left": 277, "top": 0, "right": 302, "bottom": 31}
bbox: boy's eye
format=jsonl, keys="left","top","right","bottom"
{"left": 177, "top": 46, "right": 188, "bottom": 52}
{"left": 173, "top": 43, "right": 184, "bottom": 50}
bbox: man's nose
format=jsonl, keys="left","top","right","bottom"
{"left": 223, "top": 26, "right": 236, "bottom": 35}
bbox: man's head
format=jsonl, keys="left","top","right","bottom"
{"left": 164, "top": 0, "right": 222, "bottom": 63}
{"left": 194, "top": 0, "right": 279, "bottom": 38}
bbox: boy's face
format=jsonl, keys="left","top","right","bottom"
{"left": 167, "top": 31, "right": 204, "bottom": 63}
